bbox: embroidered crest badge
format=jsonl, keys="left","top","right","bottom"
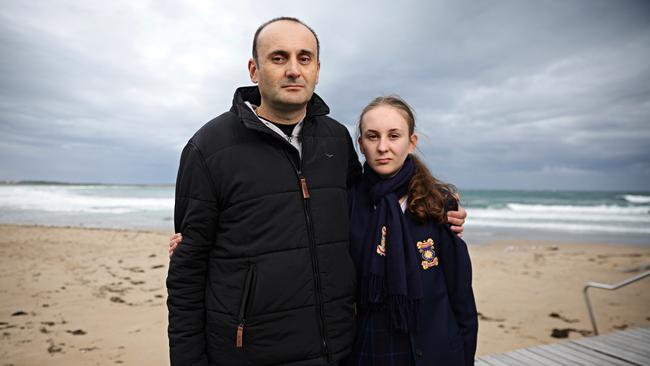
{"left": 416, "top": 238, "right": 438, "bottom": 269}
{"left": 376, "top": 226, "right": 387, "bottom": 256}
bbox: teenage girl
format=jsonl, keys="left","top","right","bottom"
{"left": 346, "top": 96, "right": 477, "bottom": 366}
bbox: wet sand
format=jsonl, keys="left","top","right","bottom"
{"left": 0, "top": 224, "right": 648, "bottom": 365}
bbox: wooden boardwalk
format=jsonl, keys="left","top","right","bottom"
{"left": 476, "top": 326, "right": 650, "bottom": 365}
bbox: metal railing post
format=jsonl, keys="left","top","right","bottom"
{"left": 583, "top": 270, "right": 650, "bottom": 336}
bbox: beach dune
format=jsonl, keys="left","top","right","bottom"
{"left": 0, "top": 224, "right": 648, "bottom": 365}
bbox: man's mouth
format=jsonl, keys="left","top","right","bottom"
{"left": 282, "top": 84, "right": 305, "bottom": 89}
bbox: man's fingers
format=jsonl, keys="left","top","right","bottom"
{"left": 458, "top": 206, "right": 468, "bottom": 219}
{"left": 168, "top": 242, "right": 179, "bottom": 259}
{"left": 169, "top": 234, "right": 183, "bottom": 247}
{"left": 447, "top": 216, "right": 464, "bottom": 226}
{"left": 448, "top": 207, "right": 467, "bottom": 220}
{"left": 447, "top": 210, "right": 467, "bottom": 226}
{"left": 450, "top": 224, "right": 464, "bottom": 234}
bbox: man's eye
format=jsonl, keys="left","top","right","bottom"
{"left": 390, "top": 134, "right": 400, "bottom": 139}
{"left": 299, "top": 56, "right": 311, "bottom": 64}
{"left": 272, "top": 56, "right": 286, "bottom": 63}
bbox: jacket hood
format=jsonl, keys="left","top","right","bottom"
{"left": 230, "top": 86, "right": 330, "bottom": 124}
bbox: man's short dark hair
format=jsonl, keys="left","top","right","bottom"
{"left": 252, "top": 17, "right": 320, "bottom": 64}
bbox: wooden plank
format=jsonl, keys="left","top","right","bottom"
{"left": 496, "top": 350, "right": 551, "bottom": 366}
{"left": 619, "top": 327, "right": 650, "bottom": 343}
{"left": 530, "top": 343, "right": 593, "bottom": 365}
{"left": 533, "top": 342, "right": 628, "bottom": 366}
{"left": 604, "top": 332, "right": 650, "bottom": 357}
{"left": 631, "top": 327, "right": 650, "bottom": 337}
{"left": 477, "top": 328, "right": 650, "bottom": 366}
{"left": 474, "top": 358, "right": 494, "bottom": 366}
{"left": 547, "top": 342, "right": 632, "bottom": 366}
{"left": 475, "top": 355, "right": 500, "bottom": 366}
{"left": 510, "top": 348, "right": 563, "bottom": 365}
{"left": 611, "top": 329, "right": 650, "bottom": 344}
{"left": 572, "top": 337, "right": 648, "bottom": 365}
{"left": 582, "top": 332, "right": 650, "bottom": 358}
{"left": 490, "top": 352, "right": 531, "bottom": 365}
{"left": 479, "top": 354, "right": 516, "bottom": 366}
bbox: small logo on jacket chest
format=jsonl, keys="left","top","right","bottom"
{"left": 416, "top": 238, "right": 438, "bottom": 269}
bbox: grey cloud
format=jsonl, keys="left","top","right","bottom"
{"left": 1, "top": 0, "right": 649, "bottom": 189}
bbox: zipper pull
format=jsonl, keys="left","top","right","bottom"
{"left": 300, "top": 176, "right": 310, "bottom": 199}
{"left": 236, "top": 322, "right": 244, "bottom": 348}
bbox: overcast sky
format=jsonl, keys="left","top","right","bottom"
{"left": 1, "top": 0, "right": 649, "bottom": 190}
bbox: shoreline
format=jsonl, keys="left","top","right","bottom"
{"left": 1, "top": 224, "right": 649, "bottom": 365}
{"left": 3, "top": 221, "right": 649, "bottom": 246}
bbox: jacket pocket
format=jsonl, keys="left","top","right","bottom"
{"left": 236, "top": 263, "right": 256, "bottom": 349}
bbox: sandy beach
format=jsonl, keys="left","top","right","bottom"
{"left": 0, "top": 224, "right": 648, "bottom": 365}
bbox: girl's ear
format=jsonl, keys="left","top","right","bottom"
{"left": 358, "top": 136, "right": 365, "bottom": 155}
{"left": 408, "top": 133, "right": 418, "bottom": 154}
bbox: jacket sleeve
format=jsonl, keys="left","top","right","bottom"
{"left": 441, "top": 226, "right": 478, "bottom": 366}
{"left": 344, "top": 127, "right": 362, "bottom": 188}
{"left": 167, "top": 141, "right": 219, "bottom": 366}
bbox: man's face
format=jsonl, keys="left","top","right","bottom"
{"left": 248, "top": 20, "right": 320, "bottom": 112}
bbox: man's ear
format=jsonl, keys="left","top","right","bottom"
{"left": 248, "top": 58, "right": 258, "bottom": 83}
{"left": 315, "top": 60, "right": 320, "bottom": 85}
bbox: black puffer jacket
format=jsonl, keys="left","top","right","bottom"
{"left": 167, "top": 86, "right": 362, "bottom": 366}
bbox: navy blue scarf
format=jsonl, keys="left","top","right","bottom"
{"left": 351, "top": 157, "right": 423, "bottom": 333}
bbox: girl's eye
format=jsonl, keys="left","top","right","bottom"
{"left": 366, "top": 134, "right": 378, "bottom": 140}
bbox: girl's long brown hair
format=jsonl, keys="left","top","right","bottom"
{"left": 358, "top": 96, "right": 457, "bottom": 223}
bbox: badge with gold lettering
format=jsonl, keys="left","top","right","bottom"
{"left": 376, "top": 226, "right": 387, "bottom": 256}
{"left": 416, "top": 238, "right": 438, "bottom": 269}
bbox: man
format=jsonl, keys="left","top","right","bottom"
{"left": 167, "top": 17, "right": 466, "bottom": 366}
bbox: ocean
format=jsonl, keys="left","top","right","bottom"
{"left": 1, "top": 184, "right": 648, "bottom": 245}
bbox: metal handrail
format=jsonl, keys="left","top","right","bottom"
{"left": 583, "top": 270, "right": 650, "bottom": 335}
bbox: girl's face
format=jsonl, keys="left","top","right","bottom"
{"left": 358, "top": 105, "right": 418, "bottom": 178}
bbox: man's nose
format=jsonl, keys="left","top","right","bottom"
{"left": 285, "top": 58, "right": 300, "bottom": 79}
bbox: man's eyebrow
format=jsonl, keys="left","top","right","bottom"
{"left": 364, "top": 128, "right": 405, "bottom": 134}
{"left": 269, "top": 50, "right": 290, "bottom": 57}
{"left": 298, "top": 49, "right": 315, "bottom": 56}
{"left": 268, "top": 49, "right": 315, "bottom": 56}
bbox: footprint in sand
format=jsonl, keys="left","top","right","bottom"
{"left": 66, "top": 329, "right": 86, "bottom": 335}
{"left": 549, "top": 312, "right": 579, "bottom": 323}
{"left": 550, "top": 328, "right": 592, "bottom": 338}
{"left": 477, "top": 312, "right": 505, "bottom": 322}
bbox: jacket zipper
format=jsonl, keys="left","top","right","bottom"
{"left": 298, "top": 173, "right": 331, "bottom": 362}
{"left": 236, "top": 263, "right": 256, "bottom": 349}
{"left": 250, "top": 121, "right": 332, "bottom": 362}
{"left": 282, "top": 138, "right": 332, "bottom": 363}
